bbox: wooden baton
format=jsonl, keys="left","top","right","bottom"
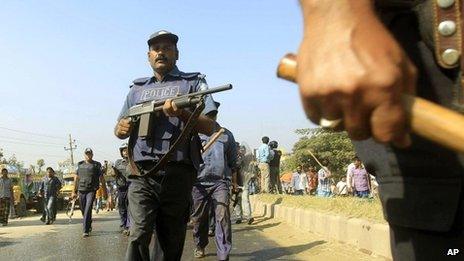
{"left": 202, "top": 128, "right": 225, "bottom": 154}
{"left": 277, "top": 53, "right": 464, "bottom": 154}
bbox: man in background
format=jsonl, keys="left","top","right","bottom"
{"left": 256, "top": 136, "right": 273, "bottom": 193}
{"left": 0, "top": 168, "right": 13, "bottom": 226}
{"left": 39, "top": 167, "right": 62, "bottom": 224}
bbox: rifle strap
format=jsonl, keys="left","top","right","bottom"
{"left": 128, "top": 98, "right": 206, "bottom": 177}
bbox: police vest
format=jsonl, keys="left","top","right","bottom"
{"left": 77, "top": 160, "right": 101, "bottom": 192}
{"left": 114, "top": 158, "right": 130, "bottom": 189}
{"left": 128, "top": 72, "right": 203, "bottom": 164}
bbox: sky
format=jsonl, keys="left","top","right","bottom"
{"left": 0, "top": 0, "right": 315, "bottom": 168}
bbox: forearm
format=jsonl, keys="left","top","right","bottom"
{"left": 300, "top": 0, "right": 374, "bottom": 22}
{"left": 232, "top": 171, "right": 238, "bottom": 187}
{"left": 73, "top": 176, "right": 78, "bottom": 192}
{"left": 178, "top": 110, "right": 216, "bottom": 135}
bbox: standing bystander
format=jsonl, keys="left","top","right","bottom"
{"left": 350, "top": 157, "right": 371, "bottom": 198}
{"left": 268, "top": 140, "right": 282, "bottom": 194}
{"left": 256, "top": 136, "right": 273, "bottom": 193}
{"left": 317, "top": 161, "right": 332, "bottom": 197}
{"left": 39, "top": 167, "right": 62, "bottom": 224}
{"left": 290, "top": 166, "right": 308, "bottom": 195}
{"left": 0, "top": 168, "right": 13, "bottom": 226}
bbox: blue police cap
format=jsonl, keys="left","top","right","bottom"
{"left": 147, "top": 30, "right": 179, "bottom": 46}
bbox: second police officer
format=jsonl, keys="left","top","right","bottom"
{"left": 72, "top": 148, "right": 106, "bottom": 237}
{"left": 114, "top": 30, "right": 217, "bottom": 260}
{"left": 113, "top": 143, "right": 131, "bottom": 236}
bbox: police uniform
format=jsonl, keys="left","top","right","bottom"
{"left": 76, "top": 158, "right": 102, "bottom": 234}
{"left": 191, "top": 127, "right": 237, "bottom": 260}
{"left": 353, "top": 1, "right": 464, "bottom": 259}
{"left": 118, "top": 31, "right": 217, "bottom": 261}
{"left": 114, "top": 148, "right": 131, "bottom": 232}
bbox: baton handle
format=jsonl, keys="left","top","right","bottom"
{"left": 202, "top": 128, "right": 225, "bottom": 154}
{"left": 277, "top": 53, "right": 464, "bottom": 154}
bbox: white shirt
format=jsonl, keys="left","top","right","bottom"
{"left": 336, "top": 181, "right": 348, "bottom": 195}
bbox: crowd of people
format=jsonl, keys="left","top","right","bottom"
{"left": 280, "top": 157, "right": 378, "bottom": 198}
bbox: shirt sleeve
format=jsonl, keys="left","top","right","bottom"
{"left": 226, "top": 131, "right": 238, "bottom": 169}
{"left": 117, "top": 93, "right": 132, "bottom": 121}
{"left": 197, "top": 78, "right": 218, "bottom": 115}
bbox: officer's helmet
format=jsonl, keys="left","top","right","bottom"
{"left": 119, "top": 143, "right": 128, "bottom": 157}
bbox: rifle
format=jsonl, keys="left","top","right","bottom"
{"left": 277, "top": 54, "right": 464, "bottom": 154}
{"left": 126, "top": 84, "right": 232, "bottom": 138}
{"left": 126, "top": 84, "right": 233, "bottom": 177}
{"left": 66, "top": 196, "right": 78, "bottom": 223}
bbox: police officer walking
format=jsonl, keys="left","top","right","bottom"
{"left": 114, "top": 30, "right": 217, "bottom": 260}
{"left": 191, "top": 104, "right": 237, "bottom": 260}
{"left": 113, "top": 143, "right": 131, "bottom": 236}
{"left": 72, "top": 148, "right": 106, "bottom": 237}
{"left": 39, "top": 167, "right": 62, "bottom": 225}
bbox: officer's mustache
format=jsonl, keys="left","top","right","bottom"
{"left": 155, "top": 56, "right": 167, "bottom": 62}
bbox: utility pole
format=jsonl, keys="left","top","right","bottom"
{"left": 64, "top": 134, "right": 77, "bottom": 166}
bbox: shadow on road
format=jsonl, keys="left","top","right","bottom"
{"left": 5, "top": 216, "right": 119, "bottom": 227}
{"left": 250, "top": 217, "right": 272, "bottom": 225}
{"left": 230, "top": 240, "right": 326, "bottom": 261}
{"left": 0, "top": 240, "right": 19, "bottom": 248}
{"left": 233, "top": 222, "right": 281, "bottom": 233}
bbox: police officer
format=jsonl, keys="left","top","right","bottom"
{"left": 72, "top": 148, "right": 106, "bottom": 237}
{"left": 297, "top": 0, "right": 464, "bottom": 259}
{"left": 191, "top": 104, "right": 237, "bottom": 260}
{"left": 113, "top": 143, "right": 131, "bottom": 236}
{"left": 114, "top": 30, "right": 217, "bottom": 260}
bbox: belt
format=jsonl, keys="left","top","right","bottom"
{"left": 433, "top": 0, "right": 464, "bottom": 106}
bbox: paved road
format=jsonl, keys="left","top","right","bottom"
{"left": 0, "top": 210, "right": 387, "bottom": 261}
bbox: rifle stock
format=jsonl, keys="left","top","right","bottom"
{"left": 277, "top": 53, "right": 464, "bottom": 154}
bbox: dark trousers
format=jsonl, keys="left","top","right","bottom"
{"left": 118, "top": 189, "right": 130, "bottom": 229}
{"left": 208, "top": 202, "right": 215, "bottom": 232}
{"left": 270, "top": 166, "right": 282, "bottom": 194}
{"left": 191, "top": 182, "right": 232, "bottom": 260}
{"left": 44, "top": 196, "right": 57, "bottom": 221}
{"left": 0, "top": 197, "right": 10, "bottom": 224}
{"left": 126, "top": 162, "right": 195, "bottom": 261}
{"left": 390, "top": 224, "right": 464, "bottom": 261}
{"left": 79, "top": 191, "right": 96, "bottom": 233}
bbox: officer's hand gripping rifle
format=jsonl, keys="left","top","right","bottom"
{"left": 126, "top": 84, "right": 233, "bottom": 177}
{"left": 126, "top": 84, "right": 232, "bottom": 137}
{"left": 277, "top": 54, "right": 464, "bottom": 154}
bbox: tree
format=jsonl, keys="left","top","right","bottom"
{"left": 283, "top": 128, "right": 355, "bottom": 179}
{"left": 36, "top": 159, "right": 45, "bottom": 174}
{"left": 7, "top": 154, "right": 24, "bottom": 170}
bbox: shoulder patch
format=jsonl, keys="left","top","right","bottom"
{"left": 131, "top": 77, "right": 151, "bottom": 87}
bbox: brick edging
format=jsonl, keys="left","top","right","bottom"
{"left": 250, "top": 197, "right": 392, "bottom": 260}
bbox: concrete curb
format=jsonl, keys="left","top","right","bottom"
{"left": 251, "top": 198, "right": 392, "bottom": 260}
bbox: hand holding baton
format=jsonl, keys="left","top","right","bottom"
{"left": 277, "top": 53, "right": 464, "bottom": 154}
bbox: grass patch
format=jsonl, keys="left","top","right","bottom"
{"left": 254, "top": 194, "right": 386, "bottom": 224}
